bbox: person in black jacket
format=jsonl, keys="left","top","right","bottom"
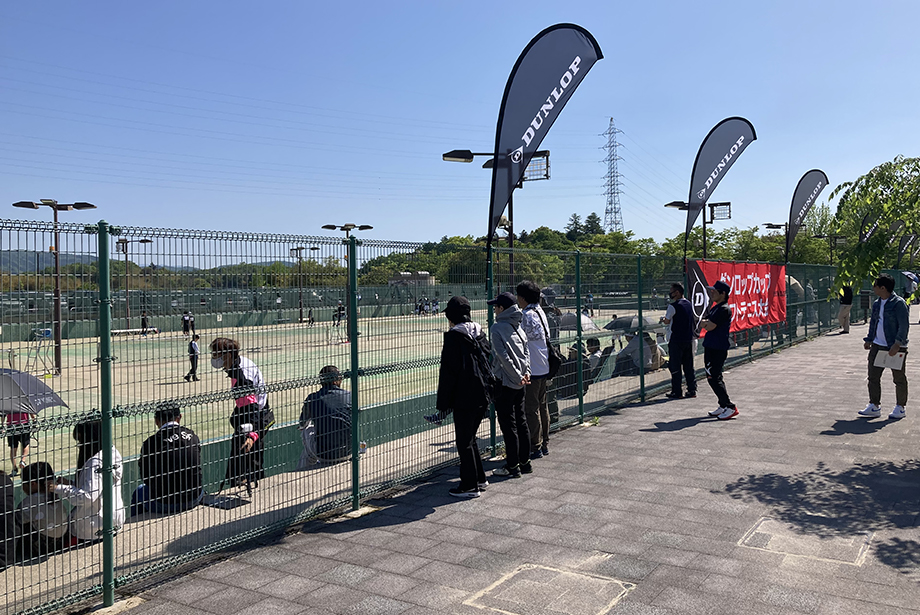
{"left": 664, "top": 283, "right": 697, "bottom": 399}
{"left": 300, "top": 366, "right": 352, "bottom": 464}
{"left": 131, "top": 403, "right": 203, "bottom": 515}
{"left": 434, "top": 296, "right": 492, "bottom": 498}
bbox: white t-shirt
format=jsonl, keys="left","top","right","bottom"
{"left": 664, "top": 304, "right": 676, "bottom": 342}
{"left": 873, "top": 298, "right": 888, "bottom": 347}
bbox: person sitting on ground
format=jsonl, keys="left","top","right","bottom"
{"left": 131, "top": 403, "right": 203, "bottom": 516}
{"left": 299, "top": 366, "right": 352, "bottom": 465}
{"left": 613, "top": 332, "right": 667, "bottom": 376}
{"left": 17, "top": 462, "right": 72, "bottom": 560}
{"left": 53, "top": 419, "right": 125, "bottom": 543}
{"left": 585, "top": 338, "right": 603, "bottom": 371}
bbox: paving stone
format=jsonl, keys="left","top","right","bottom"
{"left": 233, "top": 596, "right": 308, "bottom": 615}
{"left": 315, "top": 563, "right": 377, "bottom": 587}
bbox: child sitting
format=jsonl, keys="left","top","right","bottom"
{"left": 17, "top": 462, "right": 72, "bottom": 561}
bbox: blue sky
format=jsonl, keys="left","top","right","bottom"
{"left": 1, "top": 1, "right": 917, "bottom": 244}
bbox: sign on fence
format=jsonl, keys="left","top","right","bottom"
{"left": 689, "top": 260, "right": 787, "bottom": 333}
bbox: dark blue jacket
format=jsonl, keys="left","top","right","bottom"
{"left": 669, "top": 298, "right": 694, "bottom": 343}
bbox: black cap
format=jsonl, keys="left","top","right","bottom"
{"left": 707, "top": 280, "right": 731, "bottom": 295}
{"left": 486, "top": 292, "right": 517, "bottom": 309}
{"left": 444, "top": 295, "right": 471, "bottom": 324}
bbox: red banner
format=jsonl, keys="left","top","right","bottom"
{"left": 689, "top": 260, "right": 787, "bottom": 333}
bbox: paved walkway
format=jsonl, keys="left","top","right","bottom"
{"left": 119, "top": 330, "right": 919, "bottom": 615}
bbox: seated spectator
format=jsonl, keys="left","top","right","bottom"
{"left": 613, "top": 332, "right": 668, "bottom": 377}
{"left": 0, "top": 470, "right": 13, "bottom": 570}
{"left": 551, "top": 345, "right": 592, "bottom": 399}
{"left": 585, "top": 338, "right": 603, "bottom": 371}
{"left": 17, "top": 462, "right": 72, "bottom": 560}
{"left": 300, "top": 366, "right": 352, "bottom": 464}
{"left": 132, "top": 403, "right": 203, "bottom": 516}
{"left": 54, "top": 419, "right": 125, "bottom": 543}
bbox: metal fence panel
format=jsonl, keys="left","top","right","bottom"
{"left": 0, "top": 222, "right": 852, "bottom": 615}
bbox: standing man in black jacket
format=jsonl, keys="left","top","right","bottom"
{"left": 837, "top": 285, "right": 853, "bottom": 333}
{"left": 664, "top": 283, "right": 697, "bottom": 399}
{"left": 434, "top": 296, "right": 492, "bottom": 498}
{"left": 131, "top": 403, "right": 203, "bottom": 515}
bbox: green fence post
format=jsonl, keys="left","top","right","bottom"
{"left": 486, "top": 245, "right": 496, "bottom": 453}
{"left": 575, "top": 251, "right": 584, "bottom": 423}
{"left": 97, "top": 221, "right": 116, "bottom": 606}
{"left": 348, "top": 235, "right": 360, "bottom": 511}
{"left": 637, "top": 255, "right": 645, "bottom": 402}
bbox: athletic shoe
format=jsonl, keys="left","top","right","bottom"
{"left": 183, "top": 375, "right": 191, "bottom": 382}
{"left": 717, "top": 406, "right": 739, "bottom": 420}
{"left": 492, "top": 466, "right": 521, "bottom": 478}
{"left": 424, "top": 413, "right": 443, "bottom": 426}
{"left": 10, "top": 467, "right": 18, "bottom": 477}
{"left": 478, "top": 481, "right": 490, "bottom": 491}
{"left": 665, "top": 391, "right": 683, "bottom": 399}
{"left": 529, "top": 450, "right": 544, "bottom": 460}
{"left": 708, "top": 407, "right": 724, "bottom": 417}
{"left": 889, "top": 405, "right": 906, "bottom": 420}
{"left": 685, "top": 391, "right": 697, "bottom": 398}
{"left": 519, "top": 462, "right": 534, "bottom": 474}
{"left": 448, "top": 486, "right": 480, "bottom": 498}
{"left": 858, "top": 404, "right": 881, "bottom": 418}
{"left": 540, "top": 445, "right": 549, "bottom": 456}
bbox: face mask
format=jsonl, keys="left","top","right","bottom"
{"left": 211, "top": 357, "right": 225, "bottom": 369}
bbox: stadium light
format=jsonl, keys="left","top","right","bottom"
{"left": 11, "top": 199, "right": 97, "bottom": 374}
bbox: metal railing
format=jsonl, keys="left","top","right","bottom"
{"left": 0, "top": 220, "right": 854, "bottom": 614}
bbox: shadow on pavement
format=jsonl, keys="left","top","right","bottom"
{"left": 639, "top": 415, "right": 718, "bottom": 432}
{"left": 819, "top": 418, "right": 895, "bottom": 436}
{"left": 873, "top": 537, "right": 920, "bottom": 578}
{"left": 721, "top": 460, "right": 920, "bottom": 575}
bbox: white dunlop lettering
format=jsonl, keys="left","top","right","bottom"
{"left": 522, "top": 127, "right": 535, "bottom": 147}
{"left": 569, "top": 56, "right": 581, "bottom": 74}
{"left": 515, "top": 56, "right": 584, "bottom": 156}
{"left": 530, "top": 114, "right": 545, "bottom": 131}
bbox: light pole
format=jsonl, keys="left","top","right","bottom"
{"left": 665, "top": 201, "right": 731, "bottom": 260}
{"left": 289, "top": 246, "right": 315, "bottom": 323}
{"left": 812, "top": 233, "right": 845, "bottom": 265}
{"left": 13, "top": 199, "right": 97, "bottom": 374}
{"left": 442, "top": 149, "right": 550, "bottom": 280}
{"left": 764, "top": 223, "right": 789, "bottom": 263}
{"left": 116, "top": 238, "right": 153, "bottom": 328}
{"left": 321, "top": 223, "right": 372, "bottom": 511}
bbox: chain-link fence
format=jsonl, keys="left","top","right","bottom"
{"left": 0, "top": 221, "right": 856, "bottom": 615}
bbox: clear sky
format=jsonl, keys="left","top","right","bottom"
{"left": 1, "top": 1, "right": 917, "bottom": 244}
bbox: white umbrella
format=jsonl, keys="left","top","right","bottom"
{"left": 0, "top": 369, "right": 68, "bottom": 415}
{"left": 559, "top": 311, "right": 600, "bottom": 331}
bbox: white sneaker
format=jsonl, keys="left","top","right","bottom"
{"left": 708, "top": 407, "right": 723, "bottom": 417}
{"left": 858, "top": 404, "right": 881, "bottom": 418}
{"left": 888, "top": 405, "right": 906, "bottom": 420}
{"left": 717, "top": 406, "right": 739, "bottom": 420}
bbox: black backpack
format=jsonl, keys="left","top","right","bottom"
{"left": 526, "top": 307, "right": 564, "bottom": 379}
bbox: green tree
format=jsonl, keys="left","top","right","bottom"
{"left": 583, "top": 212, "right": 604, "bottom": 236}
{"left": 830, "top": 155, "right": 920, "bottom": 288}
{"left": 564, "top": 213, "right": 583, "bottom": 242}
